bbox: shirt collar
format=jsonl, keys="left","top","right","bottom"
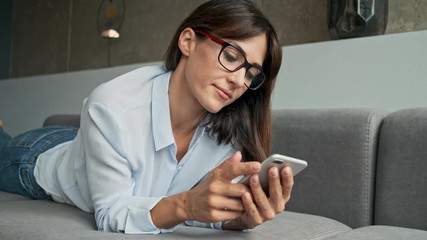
{"left": 152, "top": 71, "right": 174, "bottom": 151}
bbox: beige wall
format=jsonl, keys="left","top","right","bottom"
{"left": 8, "top": 0, "right": 427, "bottom": 78}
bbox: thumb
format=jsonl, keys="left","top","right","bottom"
{"left": 214, "top": 151, "right": 261, "bottom": 181}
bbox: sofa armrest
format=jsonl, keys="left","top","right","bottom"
{"left": 272, "top": 108, "right": 385, "bottom": 228}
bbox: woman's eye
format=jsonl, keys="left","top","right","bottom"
{"left": 223, "top": 51, "right": 239, "bottom": 62}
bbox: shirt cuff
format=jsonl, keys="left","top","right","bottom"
{"left": 123, "top": 196, "right": 177, "bottom": 234}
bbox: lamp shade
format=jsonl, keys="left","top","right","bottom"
{"left": 97, "top": 0, "right": 125, "bottom": 39}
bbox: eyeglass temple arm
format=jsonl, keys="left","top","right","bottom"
{"left": 193, "top": 29, "right": 225, "bottom": 45}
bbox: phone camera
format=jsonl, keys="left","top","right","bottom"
{"left": 273, "top": 160, "right": 284, "bottom": 164}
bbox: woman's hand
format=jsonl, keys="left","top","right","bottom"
{"left": 150, "top": 151, "right": 261, "bottom": 229}
{"left": 183, "top": 151, "right": 261, "bottom": 223}
{"left": 223, "top": 165, "right": 294, "bottom": 230}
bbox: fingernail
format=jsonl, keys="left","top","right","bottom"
{"left": 252, "top": 163, "right": 261, "bottom": 171}
{"left": 251, "top": 175, "right": 259, "bottom": 184}
{"left": 270, "top": 167, "right": 278, "bottom": 177}
{"left": 283, "top": 166, "right": 291, "bottom": 176}
{"left": 243, "top": 192, "right": 251, "bottom": 201}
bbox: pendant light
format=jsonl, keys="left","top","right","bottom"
{"left": 97, "top": 0, "right": 126, "bottom": 39}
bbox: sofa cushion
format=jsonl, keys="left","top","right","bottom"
{"left": 271, "top": 109, "right": 386, "bottom": 228}
{"left": 375, "top": 107, "right": 427, "bottom": 230}
{"left": 324, "top": 225, "right": 427, "bottom": 240}
{"left": 0, "top": 191, "right": 29, "bottom": 202}
{"left": 0, "top": 197, "right": 350, "bottom": 240}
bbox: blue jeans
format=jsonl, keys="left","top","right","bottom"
{"left": 0, "top": 126, "right": 77, "bottom": 199}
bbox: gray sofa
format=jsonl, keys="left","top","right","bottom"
{"left": 1, "top": 108, "right": 426, "bottom": 240}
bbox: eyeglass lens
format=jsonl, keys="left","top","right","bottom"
{"left": 219, "top": 45, "right": 265, "bottom": 90}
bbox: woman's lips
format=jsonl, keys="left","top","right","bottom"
{"left": 214, "top": 85, "right": 232, "bottom": 100}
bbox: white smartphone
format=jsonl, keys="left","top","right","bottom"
{"left": 238, "top": 154, "right": 308, "bottom": 193}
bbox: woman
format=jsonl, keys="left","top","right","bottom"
{"left": 0, "top": 0, "right": 293, "bottom": 234}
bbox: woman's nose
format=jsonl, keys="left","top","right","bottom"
{"left": 226, "top": 68, "right": 247, "bottom": 89}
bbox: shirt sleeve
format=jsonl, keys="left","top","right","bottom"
{"left": 81, "top": 101, "right": 174, "bottom": 234}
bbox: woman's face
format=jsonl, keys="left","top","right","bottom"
{"left": 184, "top": 30, "right": 268, "bottom": 113}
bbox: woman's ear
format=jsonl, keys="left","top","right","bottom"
{"left": 178, "top": 28, "right": 196, "bottom": 57}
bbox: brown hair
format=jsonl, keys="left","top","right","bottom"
{"left": 164, "top": 0, "right": 282, "bottom": 162}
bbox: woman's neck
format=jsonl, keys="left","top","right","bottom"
{"left": 168, "top": 63, "right": 206, "bottom": 133}
{"left": 168, "top": 63, "right": 206, "bottom": 161}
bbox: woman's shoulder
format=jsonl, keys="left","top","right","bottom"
{"left": 95, "top": 64, "right": 167, "bottom": 94}
{"left": 86, "top": 64, "right": 169, "bottom": 110}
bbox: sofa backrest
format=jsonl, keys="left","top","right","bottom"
{"left": 43, "top": 114, "right": 81, "bottom": 128}
{"left": 271, "top": 109, "right": 386, "bottom": 228}
{"left": 43, "top": 109, "right": 404, "bottom": 228}
{"left": 374, "top": 107, "right": 427, "bottom": 230}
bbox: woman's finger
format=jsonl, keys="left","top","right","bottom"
{"left": 268, "top": 167, "right": 285, "bottom": 212}
{"left": 281, "top": 166, "right": 294, "bottom": 202}
{"left": 249, "top": 175, "right": 275, "bottom": 220}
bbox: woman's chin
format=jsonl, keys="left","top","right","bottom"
{"left": 204, "top": 104, "right": 224, "bottom": 114}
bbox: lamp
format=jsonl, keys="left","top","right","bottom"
{"left": 97, "top": 0, "right": 126, "bottom": 39}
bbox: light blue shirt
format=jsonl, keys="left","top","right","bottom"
{"left": 34, "top": 65, "right": 237, "bottom": 234}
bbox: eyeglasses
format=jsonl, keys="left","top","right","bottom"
{"left": 193, "top": 29, "right": 266, "bottom": 90}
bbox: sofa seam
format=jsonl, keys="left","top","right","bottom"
{"left": 363, "top": 111, "right": 376, "bottom": 227}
